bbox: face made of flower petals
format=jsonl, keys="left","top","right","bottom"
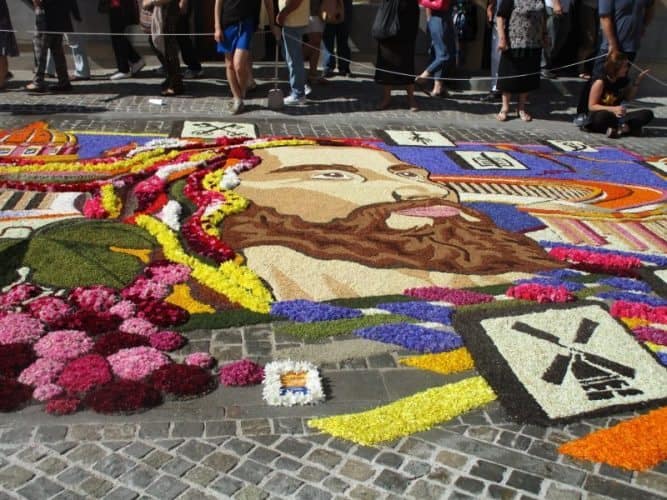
{"left": 242, "top": 146, "right": 458, "bottom": 225}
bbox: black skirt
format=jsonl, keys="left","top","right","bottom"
{"left": 374, "top": 0, "right": 419, "bottom": 86}
{"left": 497, "top": 47, "right": 541, "bottom": 94}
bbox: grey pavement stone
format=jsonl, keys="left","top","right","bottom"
{"left": 487, "top": 484, "right": 519, "bottom": 499}
{"left": 175, "top": 440, "right": 216, "bottom": 462}
{"left": 93, "top": 453, "right": 137, "bottom": 478}
{"left": 155, "top": 439, "right": 184, "bottom": 451}
{"left": 0, "top": 465, "right": 34, "bottom": 489}
{"left": 177, "top": 489, "right": 220, "bottom": 500}
{"left": 506, "top": 470, "right": 544, "bottom": 495}
{"left": 102, "top": 441, "right": 131, "bottom": 451}
{"left": 80, "top": 476, "right": 115, "bottom": 497}
{"left": 103, "top": 424, "right": 138, "bottom": 440}
{"left": 407, "top": 480, "right": 449, "bottom": 499}
{"left": 339, "top": 459, "right": 375, "bottom": 482}
{"left": 209, "top": 476, "right": 243, "bottom": 497}
{"left": 294, "top": 484, "right": 332, "bottom": 500}
{"left": 544, "top": 484, "right": 583, "bottom": 500}
{"left": 172, "top": 422, "right": 204, "bottom": 438}
{"left": 274, "top": 456, "right": 302, "bottom": 472}
{"left": 183, "top": 465, "right": 218, "bottom": 487}
{"left": 434, "top": 449, "right": 469, "bottom": 470}
{"left": 526, "top": 441, "right": 559, "bottom": 461}
{"left": 1, "top": 427, "right": 34, "bottom": 443}
{"left": 598, "top": 464, "right": 634, "bottom": 483}
{"left": 252, "top": 435, "right": 281, "bottom": 447}
{"left": 375, "top": 451, "right": 404, "bottom": 470}
{"left": 145, "top": 475, "right": 188, "bottom": 500}
{"left": 35, "top": 425, "right": 68, "bottom": 442}
{"left": 45, "top": 442, "right": 77, "bottom": 455}
{"left": 470, "top": 460, "right": 507, "bottom": 483}
{"left": 201, "top": 451, "right": 238, "bottom": 472}
{"left": 240, "top": 418, "right": 272, "bottom": 436}
{"left": 273, "top": 417, "right": 304, "bottom": 435}
{"left": 467, "top": 426, "right": 500, "bottom": 443}
{"left": 231, "top": 459, "right": 272, "bottom": 484}
{"left": 353, "top": 445, "right": 380, "bottom": 461}
{"left": 634, "top": 471, "right": 667, "bottom": 494}
{"left": 374, "top": 469, "right": 410, "bottom": 494}
{"left": 138, "top": 422, "right": 171, "bottom": 439}
{"left": 234, "top": 485, "right": 269, "bottom": 500}
{"left": 52, "top": 490, "right": 87, "bottom": 500}
{"left": 57, "top": 466, "right": 91, "bottom": 485}
{"left": 584, "top": 475, "right": 666, "bottom": 500}
{"left": 323, "top": 476, "right": 350, "bottom": 494}
{"left": 143, "top": 449, "right": 173, "bottom": 469}
{"left": 123, "top": 442, "right": 154, "bottom": 459}
{"left": 224, "top": 437, "right": 255, "bottom": 456}
{"left": 307, "top": 449, "right": 344, "bottom": 469}
{"left": 325, "top": 438, "right": 355, "bottom": 454}
{"left": 497, "top": 431, "right": 532, "bottom": 451}
{"left": 402, "top": 459, "right": 431, "bottom": 477}
{"left": 366, "top": 353, "right": 397, "bottom": 368}
{"left": 276, "top": 437, "right": 312, "bottom": 458}
{"left": 454, "top": 476, "right": 486, "bottom": 495}
{"left": 36, "top": 456, "right": 68, "bottom": 475}
{"left": 161, "top": 457, "right": 195, "bottom": 477}
{"left": 298, "top": 465, "right": 329, "bottom": 483}
{"left": 427, "top": 467, "right": 453, "bottom": 485}
{"left": 17, "top": 477, "right": 63, "bottom": 500}
{"left": 398, "top": 438, "right": 437, "bottom": 460}
{"left": 17, "top": 446, "right": 48, "bottom": 463}
{"left": 68, "top": 424, "right": 103, "bottom": 441}
{"left": 348, "top": 484, "right": 382, "bottom": 500}
{"left": 104, "top": 486, "right": 139, "bottom": 500}
{"left": 205, "top": 420, "right": 237, "bottom": 437}
{"left": 263, "top": 472, "right": 304, "bottom": 496}
{"left": 120, "top": 465, "right": 160, "bottom": 489}
{"left": 67, "top": 443, "right": 108, "bottom": 465}
{"left": 521, "top": 425, "right": 547, "bottom": 440}
{"left": 248, "top": 446, "right": 280, "bottom": 464}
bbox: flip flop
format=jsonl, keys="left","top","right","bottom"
{"left": 518, "top": 109, "right": 533, "bottom": 122}
{"left": 496, "top": 109, "right": 509, "bottom": 122}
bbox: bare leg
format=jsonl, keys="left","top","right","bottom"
{"left": 378, "top": 85, "right": 391, "bottom": 109}
{"left": 225, "top": 52, "right": 242, "bottom": 100}
{"left": 245, "top": 54, "right": 256, "bottom": 93}
{"left": 233, "top": 49, "right": 250, "bottom": 99}
{"left": 0, "top": 56, "right": 7, "bottom": 88}
{"left": 407, "top": 84, "right": 418, "bottom": 111}
{"left": 497, "top": 92, "right": 511, "bottom": 121}
{"left": 518, "top": 92, "right": 532, "bottom": 121}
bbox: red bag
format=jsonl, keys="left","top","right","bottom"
{"left": 418, "top": 0, "right": 450, "bottom": 11}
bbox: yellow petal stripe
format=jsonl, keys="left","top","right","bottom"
{"left": 307, "top": 376, "right": 496, "bottom": 446}
{"left": 399, "top": 348, "right": 476, "bottom": 375}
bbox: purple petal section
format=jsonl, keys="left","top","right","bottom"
{"left": 599, "top": 277, "right": 652, "bottom": 293}
{"left": 633, "top": 327, "right": 667, "bottom": 346}
{"left": 376, "top": 302, "right": 453, "bottom": 324}
{"left": 354, "top": 323, "right": 463, "bottom": 353}
{"left": 597, "top": 291, "right": 667, "bottom": 307}
{"left": 271, "top": 300, "right": 362, "bottom": 323}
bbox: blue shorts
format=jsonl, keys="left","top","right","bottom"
{"left": 216, "top": 17, "right": 256, "bottom": 54}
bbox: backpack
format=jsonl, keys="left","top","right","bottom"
{"left": 452, "top": 0, "right": 477, "bottom": 42}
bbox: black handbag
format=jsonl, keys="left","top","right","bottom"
{"left": 372, "top": 0, "right": 400, "bottom": 40}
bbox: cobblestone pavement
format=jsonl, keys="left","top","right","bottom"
{"left": 1, "top": 73, "right": 666, "bottom": 499}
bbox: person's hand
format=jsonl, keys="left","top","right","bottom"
{"left": 497, "top": 35, "right": 508, "bottom": 51}
{"left": 636, "top": 68, "right": 650, "bottom": 84}
{"left": 486, "top": 4, "right": 494, "bottom": 23}
{"left": 271, "top": 25, "right": 282, "bottom": 40}
{"left": 276, "top": 10, "right": 287, "bottom": 26}
{"left": 179, "top": 0, "right": 187, "bottom": 14}
{"left": 214, "top": 28, "right": 223, "bottom": 44}
{"left": 613, "top": 105, "right": 626, "bottom": 118}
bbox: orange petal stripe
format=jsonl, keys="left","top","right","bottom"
{"left": 559, "top": 407, "right": 667, "bottom": 471}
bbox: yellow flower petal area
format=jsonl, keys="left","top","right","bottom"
{"left": 166, "top": 284, "right": 215, "bottom": 314}
{"left": 108, "top": 246, "right": 152, "bottom": 264}
{"left": 620, "top": 317, "right": 650, "bottom": 329}
{"left": 248, "top": 139, "right": 317, "bottom": 150}
{"left": 644, "top": 341, "right": 666, "bottom": 353}
{"left": 399, "top": 348, "right": 476, "bottom": 375}
{"left": 307, "top": 376, "right": 496, "bottom": 446}
{"left": 100, "top": 184, "right": 122, "bottom": 219}
{"left": 135, "top": 215, "right": 272, "bottom": 313}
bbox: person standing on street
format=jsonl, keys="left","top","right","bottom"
{"left": 480, "top": 0, "right": 501, "bottom": 102}
{"left": 322, "top": 0, "right": 352, "bottom": 77}
{"left": 108, "top": 0, "right": 145, "bottom": 80}
{"left": 541, "top": 0, "right": 572, "bottom": 79}
{"left": 0, "top": 0, "right": 18, "bottom": 90}
{"left": 276, "top": 0, "right": 310, "bottom": 105}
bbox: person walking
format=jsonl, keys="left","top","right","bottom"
{"left": 541, "top": 0, "right": 572, "bottom": 79}
{"left": 480, "top": 0, "right": 501, "bottom": 102}
{"left": 177, "top": 0, "right": 204, "bottom": 79}
{"left": 108, "top": 0, "right": 145, "bottom": 80}
{"left": 0, "top": 0, "right": 18, "bottom": 90}
{"left": 495, "top": 0, "right": 547, "bottom": 122}
{"left": 46, "top": 32, "right": 90, "bottom": 81}
{"left": 415, "top": 2, "right": 456, "bottom": 98}
{"left": 375, "top": 0, "right": 420, "bottom": 111}
{"left": 145, "top": 0, "right": 184, "bottom": 96}
{"left": 275, "top": 0, "right": 310, "bottom": 105}
{"left": 304, "top": 0, "right": 326, "bottom": 90}
{"left": 322, "top": 0, "right": 352, "bottom": 77}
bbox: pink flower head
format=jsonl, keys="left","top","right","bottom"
{"left": 107, "top": 346, "right": 170, "bottom": 381}
{"left": 611, "top": 301, "right": 667, "bottom": 324}
{"left": 185, "top": 352, "right": 215, "bottom": 369}
{"left": 34, "top": 330, "right": 94, "bottom": 362}
{"left": 18, "top": 358, "right": 65, "bottom": 387}
{"left": 0, "top": 312, "right": 45, "bottom": 344}
{"left": 548, "top": 247, "right": 642, "bottom": 276}
{"left": 149, "top": 331, "right": 185, "bottom": 351}
{"left": 58, "top": 354, "right": 113, "bottom": 394}
{"left": 0, "top": 283, "right": 42, "bottom": 307}
{"left": 121, "top": 277, "right": 170, "bottom": 302}
{"left": 33, "top": 383, "right": 64, "bottom": 402}
{"left": 109, "top": 300, "right": 136, "bottom": 320}
{"left": 135, "top": 300, "right": 189, "bottom": 327}
{"left": 82, "top": 196, "right": 108, "bottom": 219}
{"left": 506, "top": 283, "right": 575, "bottom": 303}
{"left": 68, "top": 286, "right": 118, "bottom": 313}
{"left": 404, "top": 286, "right": 495, "bottom": 305}
{"left": 119, "top": 318, "right": 158, "bottom": 337}
{"left": 27, "top": 297, "right": 72, "bottom": 326}
{"left": 144, "top": 262, "right": 191, "bottom": 285}
{"left": 45, "top": 397, "right": 80, "bottom": 415}
{"left": 219, "top": 359, "right": 264, "bottom": 386}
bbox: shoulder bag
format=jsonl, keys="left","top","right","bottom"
{"left": 372, "top": 0, "right": 400, "bottom": 40}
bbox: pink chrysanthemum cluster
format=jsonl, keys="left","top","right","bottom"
{"left": 506, "top": 283, "right": 575, "bottom": 303}
{"left": 548, "top": 247, "right": 642, "bottom": 276}
{"left": 219, "top": 359, "right": 264, "bottom": 386}
{"left": 611, "top": 301, "right": 667, "bottom": 324}
{"left": 404, "top": 286, "right": 495, "bottom": 305}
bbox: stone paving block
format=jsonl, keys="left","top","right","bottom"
{"left": 183, "top": 465, "right": 218, "bottom": 487}
{"left": 68, "top": 424, "right": 103, "bottom": 441}
{"left": 102, "top": 441, "right": 131, "bottom": 451}
{"left": 598, "top": 464, "right": 634, "bottom": 483}
{"left": 248, "top": 446, "right": 280, "bottom": 464}
{"left": 448, "top": 491, "right": 477, "bottom": 500}
{"left": 298, "top": 465, "right": 329, "bottom": 483}
{"left": 427, "top": 467, "right": 453, "bottom": 485}
{"left": 143, "top": 449, "right": 173, "bottom": 469}
{"left": 375, "top": 451, "right": 404, "bottom": 470}
{"left": 407, "top": 479, "right": 448, "bottom": 499}
{"left": 366, "top": 353, "right": 396, "bottom": 368}
{"left": 234, "top": 485, "right": 269, "bottom": 500}
{"left": 45, "top": 442, "right": 78, "bottom": 454}
{"left": 0, "top": 464, "right": 34, "bottom": 489}
{"left": 123, "top": 442, "right": 154, "bottom": 459}
{"left": 454, "top": 476, "right": 486, "bottom": 495}
{"left": 294, "top": 484, "right": 333, "bottom": 500}
{"left": 467, "top": 426, "right": 500, "bottom": 443}
{"left": 161, "top": 457, "right": 195, "bottom": 477}
{"left": 526, "top": 441, "right": 559, "bottom": 461}
{"left": 506, "top": 470, "right": 544, "bottom": 495}
{"left": 402, "top": 459, "right": 431, "bottom": 477}
{"left": 224, "top": 437, "right": 255, "bottom": 456}
{"left": 93, "top": 453, "right": 137, "bottom": 478}
{"left": 544, "top": 483, "right": 583, "bottom": 500}
{"left": 304, "top": 434, "right": 330, "bottom": 445}
{"left": 253, "top": 434, "right": 281, "bottom": 446}
{"left": 104, "top": 486, "right": 139, "bottom": 500}
{"left": 35, "top": 425, "right": 68, "bottom": 442}
{"left": 178, "top": 489, "right": 220, "bottom": 500}
{"left": 307, "top": 449, "right": 344, "bottom": 469}
{"left": 231, "top": 459, "right": 272, "bottom": 484}
{"left": 17, "top": 446, "right": 48, "bottom": 463}
{"left": 79, "top": 476, "right": 115, "bottom": 498}
{"left": 276, "top": 437, "right": 312, "bottom": 458}
{"left": 374, "top": 469, "right": 410, "bottom": 494}
{"left": 353, "top": 445, "right": 380, "bottom": 461}
{"left": 209, "top": 476, "right": 243, "bottom": 497}
{"left": 634, "top": 471, "right": 667, "bottom": 494}
{"left": 67, "top": 443, "right": 108, "bottom": 465}
{"left": 470, "top": 460, "right": 507, "bottom": 483}
{"left": 156, "top": 439, "right": 184, "bottom": 451}
{"left": 202, "top": 451, "right": 238, "bottom": 472}
{"left": 120, "top": 465, "right": 160, "bottom": 489}
{"left": 57, "top": 466, "right": 91, "bottom": 485}
{"left": 273, "top": 417, "right": 304, "bottom": 435}
{"left": 487, "top": 484, "right": 519, "bottom": 499}
{"left": 1, "top": 427, "right": 34, "bottom": 443}
{"left": 172, "top": 422, "right": 204, "bottom": 438}
{"left": 205, "top": 420, "right": 237, "bottom": 437}
{"left": 584, "top": 475, "right": 666, "bottom": 500}
{"left": 521, "top": 425, "right": 547, "bottom": 440}
{"left": 398, "top": 438, "right": 436, "bottom": 460}
{"left": 103, "top": 424, "right": 137, "bottom": 441}
{"left": 323, "top": 476, "right": 350, "bottom": 494}
{"left": 339, "top": 459, "right": 375, "bottom": 482}
{"left": 348, "top": 484, "right": 382, "bottom": 500}
{"left": 240, "top": 418, "right": 272, "bottom": 436}
{"left": 263, "top": 471, "right": 304, "bottom": 496}
{"left": 435, "top": 449, "right": 469, "bottom": 470}
{"left": 17, "top": 477, "right": 64, "bottom": 499}
{"left": 36, "top": 456, "right": 68, "bottom": 475}
{"left": 325, "top": 437, "right": 355, "bottom": 453}
{"left": 176, "top": 440, "right": 216, "bottom": 462}
{"left": 52, "top": 489, "right": 87, "bottom": 500}
{"left": 145, "top": 475, "right": 188, "bottom": 500}
{"left": 497, "top": 431, "right": 532, "bottom": 451}
{"left": 138, "top": 422, "right": 171, "bottom": 439}
{"left": 275, "top": 456, "right": 302, "bottom": 472}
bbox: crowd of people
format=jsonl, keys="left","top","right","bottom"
{"left": 0, "top": 0, "right": 658, "bottom": 134}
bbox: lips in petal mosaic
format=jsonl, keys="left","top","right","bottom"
{"left": 1, "top": 121, "right": 666, "bottom": 470}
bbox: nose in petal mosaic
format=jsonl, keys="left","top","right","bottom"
{"left": 0, "top": 121, "right": 666, "bottom": 470}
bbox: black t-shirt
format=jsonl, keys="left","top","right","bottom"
{"left": 221, "top": 0, "right": 262, "bottom": 27}
{"left": 594, "top": 75, "right": 630, "bottom": 109}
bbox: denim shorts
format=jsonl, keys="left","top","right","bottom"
{"left": 216, "top": 17, "right": 256, "bottom": 53}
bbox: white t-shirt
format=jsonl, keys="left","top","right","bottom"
{"left": 278, "top": 0, "right": 310, "bottom": 27}
{"left": 545, "top": 0, "right": 572, "bottom": 12}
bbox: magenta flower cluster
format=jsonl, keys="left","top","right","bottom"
{"left": 506, "top": 283, "right": 575, "bottom": 303}
{"left": 219, "top": 359, "right": 264, "bottom": 386}
{"left": 404, "top": 286, "right": 495, "bottom": 305}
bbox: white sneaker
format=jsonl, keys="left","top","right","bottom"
{"left": 284, "top": 94, "right": 307, "bottom": 106}
{"left": 130, "top": 59, "right": 146, "bottom": 76}
{"left": 304, "top": 84, "right": 312, "bottom": 96}
{"left": 110, "top": 71, "right": 131, "bottom": 81}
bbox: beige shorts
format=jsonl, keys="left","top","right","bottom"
{"left": 308, "top": 15, "right": 325, "bottom": 34}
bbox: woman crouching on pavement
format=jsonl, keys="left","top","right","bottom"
{"left": 586, "top": 51, "right": 653, "bottom": 138}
